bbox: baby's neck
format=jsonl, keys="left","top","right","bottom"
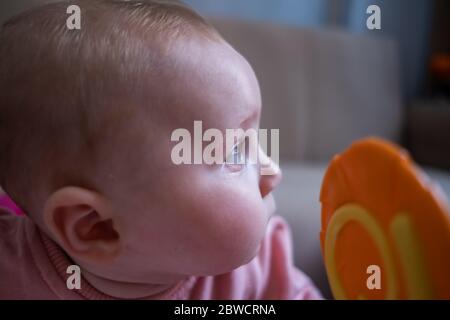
{"left": 81, "top": 269, "right": 184, "bottom": 299}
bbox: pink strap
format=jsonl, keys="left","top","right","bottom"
{"left": 0, "top": 194, "right": 24, "bottom": 215}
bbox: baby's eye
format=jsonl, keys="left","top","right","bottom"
{"left": 223, "top": 140, "right": 248, "bottom": 173}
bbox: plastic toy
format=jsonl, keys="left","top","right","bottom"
{"left": 320, "top": 137, "right": 450, "bottom": 299}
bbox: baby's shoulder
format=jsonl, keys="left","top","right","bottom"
{"left": 0, "top": 207, "right": 21, "bottom": 238}
{"left": 0, "top": 208, "right": 30, "bottom": 267}
{"left": 0, "top": 208, "right": 60, "bottom": 299}
{"left": 254, "top": 215, "right": 296, "bottom": 274}
{"left": 258, "top": 215, "right": 295, "bottom": 265}
{"left": 234, "top": 215, "right": 321, "bottom": 299}
{"left": 0, "top": 209, "right": 29, "bottom": 298}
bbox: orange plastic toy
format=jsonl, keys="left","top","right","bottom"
{"left": 320, "top": 137, "right": 450, "bottom": 299}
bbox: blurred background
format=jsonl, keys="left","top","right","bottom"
{"left": 1, "top": 0, "right": 449, "bottom": 298}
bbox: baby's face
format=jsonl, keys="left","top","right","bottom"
{"left": 100, "top": 36, "right": 282, "bottom": 282}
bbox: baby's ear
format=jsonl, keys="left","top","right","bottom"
{"left": 43, "top": 187, "right": 120, "bottom": 263}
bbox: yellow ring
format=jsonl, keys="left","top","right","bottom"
{"left": 324, "top": 203, "right": 398, "bottom": 299}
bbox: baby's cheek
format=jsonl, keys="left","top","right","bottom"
{"left": 196, "top": 188, "right": 268, "bottom": 271}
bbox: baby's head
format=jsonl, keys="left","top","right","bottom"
{"left": 0, "top": 0, "right": 281, "bottom": 294}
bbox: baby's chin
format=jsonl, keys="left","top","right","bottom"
{"left": 263, "top": 194, "right": 277, "bottom": 217}
{"left": 197, "top": 245, "right": 263, "bottom": 277}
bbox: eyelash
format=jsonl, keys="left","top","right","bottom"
{"left": 222, "top": 140, "right": 248, "bottom": 173}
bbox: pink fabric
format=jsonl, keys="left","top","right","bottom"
{"left": 0, "top": 207, "right": 322, "bottom": 300}
{"left": 0, "top": 194, "right": 24, "bottom": 215}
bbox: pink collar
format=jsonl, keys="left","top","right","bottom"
{"left": 37, "top": 228, "right": 195, "bottom": 300}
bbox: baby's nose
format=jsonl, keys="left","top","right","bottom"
{"left": 258, "top": 149, "right": 282, "bottom": 198}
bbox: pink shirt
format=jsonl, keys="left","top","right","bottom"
{"left": 0, "top": 205, "right": 321, "bottom": 300}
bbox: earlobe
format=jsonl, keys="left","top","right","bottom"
{"left": 43, "top": 186, "right": 120, "bottom": 262}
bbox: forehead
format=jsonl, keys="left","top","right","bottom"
{"left": 160, "top": 36, "right": 261, "bottom": 131}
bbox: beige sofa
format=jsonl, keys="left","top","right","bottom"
{"left": 211, "top": 18, "right": 450, "bottom": 298}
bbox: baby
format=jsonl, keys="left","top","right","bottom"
{"left": 0, "top": 0, "right": 321, "bottom": 299}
